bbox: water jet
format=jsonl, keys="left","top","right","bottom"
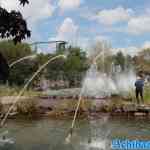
{"left": 0, "top": 55, "right": 66, "bottom": 127}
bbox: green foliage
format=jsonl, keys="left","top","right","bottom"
{"left": 0, "top": 0, "right": 30, "bottom": 43}
{"left": 114, "top": 51, "right": 125, "bottom": 71}
{"left": 0, "top": 85, "right": 19, "bottom": 96}
{"left": 144, "top": 86, "right": 150, "bottom": 104}
{"left": 46, "top": 46, "right": 89, "bottom": 87}
{"left": 64, "top": 47, "right": 88, "bottom": 72}
{"left": 134, "top": 48, "right": 150, "bottom": 73}
{"left": 63, "top": 47, "right": 88, "bottom": 87}
{"left": 0, "top": 40, "right": 38, "bottom": 86}
{"left": 0, "top": 40, "right": 33, "bottom": 63}
{"left": 9, "top": 59, "right": 38, "bottom": 86}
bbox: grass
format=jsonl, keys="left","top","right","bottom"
{"left": 0, "top": 85, "right": 149, "bottom": 118}
{"left": 144, "top": 85, "right": 150, "bottom": 104}
{"left": 0, "top": 85, "right": 44, "bottom": 97}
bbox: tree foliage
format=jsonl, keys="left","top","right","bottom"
{"left": 0, "top": 40, "right": 38, "bottom": 85}
{"left": 0, "top": 40, "right": 33, "bottom": 63}
{"left": 133, "top": 48, "right": 150, "bottom": 73}
{"left": 19, "top": 0, "right": 29, "bottom": 6}
{"left": 0, "top": 53, "right": 9, "bottom": 83}
{"left": 0, "top": 0, "right": 30, "bottom": 43}
{"left": 113, "top": 51, "right": 125, "bottom": 71}
{"left": 46, "top": 46, "right": 89, "bottom": 87}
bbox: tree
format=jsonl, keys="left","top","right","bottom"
{"left": 0, "top": 53, "right": 9, "bottom": 83}
{"left": 0, "top": 40, "right": 33, "bottom": 63}
{"left": 63, "top": 46, "right": 88, "bottom": 87}
{"left": 0, "top": 0, "right": 30, "bottom": 43}
{"left": 89, "top": 40, "right": 112, "bottom": 73}
{"left": 134, "top": 48, "right": 150, "bottom": 73}
{"left": 45, "top": 46, "right": 89, "bottom": 87}
{"left": 0, "top": 40, "right": 38, "bottom": 86}
{"left": 114, "top": 51, "right": 125, "bottom": 71}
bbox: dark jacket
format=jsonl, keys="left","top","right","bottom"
{"left": 135, "top": 79, "right": 144, "bottom": 90}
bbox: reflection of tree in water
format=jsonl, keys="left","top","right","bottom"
{"left": 0, "top": 53, "right": 9, "bottom": 84}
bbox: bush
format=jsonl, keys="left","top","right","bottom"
{"left": 16, "top": 98, "right": 38, "bottom": 116}
{"left": 54, "top": 99, "right": 92, "bottom": 112}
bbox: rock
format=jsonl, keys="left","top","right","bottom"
{"left": 123, "top": 104, "right": 137, "bottom": 112}
{"left": 134, "top": 112, "right": 147, "bottom": 116}
{"left": 137, "top": 105, "right": 150, "bottom": 112}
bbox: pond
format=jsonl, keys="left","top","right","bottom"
{"left": 0, "top": 116, "right": 150, "bottom": 150}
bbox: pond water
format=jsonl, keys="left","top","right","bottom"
{"left": 0, "top": 116, "right": 150, "bottom": 150}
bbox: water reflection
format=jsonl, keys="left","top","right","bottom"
{"left": 0, "top": 117, "right": 149, "bottom": 150}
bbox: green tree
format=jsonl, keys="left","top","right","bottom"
{"left": 63, "top": 46, "right": 88, "bottom": 87}
{"left": 134, "top": 48, "right": 150, "bottom": 73}
{"left": 114, "top": 51, "right": 125, "bottom": 71}
{"left": 0, "top": 0, "right": 30, "bottom": 43}
{"left": 0, "top": 40, "right": 33, "bottom": 63}
{"left": 46, "top": 46, "right": 89, "bottom": 87}
{"left": 0, "top": 40, "right": 38, "bottom": 86}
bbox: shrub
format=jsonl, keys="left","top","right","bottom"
{"left": 16, "top": 98, "right": 38, "bottom": 116}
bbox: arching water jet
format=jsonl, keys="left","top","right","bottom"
{"left": 0, "top": 54, "right": 66, "bottom": 127}
{"left": 9, "top": 55, "right": 36, "bottom": 68}
{"left": 65, "top": 51, "right": 104, "bottom": 143}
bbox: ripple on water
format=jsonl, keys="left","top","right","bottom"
{"left": 0, "top": 117, "right": 149, "bottom": 150}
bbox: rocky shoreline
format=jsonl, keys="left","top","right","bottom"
{"left": 0, "top": 96, "right": 150, "bottom": 120}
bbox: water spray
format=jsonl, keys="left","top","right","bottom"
{"left": 65, "top": 51, "right": 104, "bottom": 143}
{"left": 65, "top": 87, "right": 85, "bottom": 144}
{"left": 9, "top": 55, "right": 37, "bottom": 68}
{"left": 0, "top": 55, "right": 66, "bottom": 127}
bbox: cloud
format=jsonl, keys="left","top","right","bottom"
{"left": 0, "top": 0, "right": 55, "bottom": 42}
{"left": 89, "top": 6, "right": 150, "bottom": 35}
{"left": 127, "top": 15, "right": 150, "bottom": 35}
{"left": 95, "top": 35, "right": 109, "bottom": 42}
{"left": 58, "top": 0, "right": 82, "bottom": 11}
{"left": 93, "top": 6, "right": 133, "bottom": 26}
{"left": 50, "top": 17, "right": 78, "bottom": 42}
{"left": 111, "top": 46, "right": 139, "bottom": 57}
{"left": 142, "top": 41, "right": 150, "bottom": 49}
{"left": 111, "top": 41, "right": 150, "bottom": 56}
{"left": 0, "top": 0, "right": 55, "bottom": 27}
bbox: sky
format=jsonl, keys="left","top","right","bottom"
{"left": 1, "top": 0, "right": 150, "bottom": 55}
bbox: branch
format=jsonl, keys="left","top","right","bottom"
{"left": 18, "top": 0, "right": 29, "bottom": 6}
{"left": 0, "top": 0, "right": 30, "bottom": 43}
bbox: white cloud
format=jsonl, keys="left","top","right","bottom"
{"left": 95, "top": 35, "right": 109, "bottom": 42}
{"left": 50, "top": 17, "right": 78, "bottom": 43}
{"left": 94, "top": 6, "right": 133, "bottom": 26}
{"left": 111, "top": 46, "right": 139, "bottom": 57}
{"left": 142, "top": 41, "right": 150, "bottom": 49}
{"left": 58, "top": 0, "right": 82, "bottom": 11}
{"left": 127, "top": 15, "right": 150, "bottom": 35}
{"left": 0, "top": 0, "right": 55, "bottom": 27}
{"left": 111, "top": 41, "right": 150, "bottom": 56}
{"left": 0, "top": 0, "right": 18, "bottom": 11}
{"left": 0, "top": 0, "right": 55, "bottom": 42}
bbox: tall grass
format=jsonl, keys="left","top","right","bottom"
{"left": 0, "top": 85, "right": 43, "bottom": 97}
{"left": 16, "top": 98, "right": 38, "bottom": 116}
{"left": 144, "top": 85, "right": 150, "bottom": 104}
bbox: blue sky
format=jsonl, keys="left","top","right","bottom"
{"left": 1, "top": 0, "right": 150, "bottom": 54}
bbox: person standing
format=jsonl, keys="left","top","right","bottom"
{"left": 135, "top": 75, "right": 145, "bottom": 104}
